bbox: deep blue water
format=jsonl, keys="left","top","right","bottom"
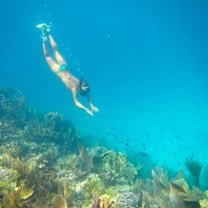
{"left": 1, "top": 0, "right": 208, "bottom": 169}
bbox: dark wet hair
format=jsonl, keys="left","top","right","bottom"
{"left": 79, "top": 77, "right": 91, "bottom": 97}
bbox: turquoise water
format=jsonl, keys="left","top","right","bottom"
{"left": 1, "top": 0, "right": 208, "bottom": 171}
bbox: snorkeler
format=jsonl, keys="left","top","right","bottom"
{"left": 36, "top": 23, "right": 99, "bottom": 116}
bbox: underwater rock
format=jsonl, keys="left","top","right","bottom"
{"left": 52, "top": 195, "right": 68, "bottom": 208}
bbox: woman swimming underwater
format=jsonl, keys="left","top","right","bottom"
{"left": 36, "top": 23, "right": 99, "bottom": 116}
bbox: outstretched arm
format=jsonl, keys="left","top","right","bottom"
{"left": 87, "top": 94, "right": 99, "bottom": 113}
{"left": 72, "top": 89, "right": 94, "bottom": 116}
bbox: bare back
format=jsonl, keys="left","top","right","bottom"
{"left": 57, "top": 71, "right": 80, "bottom": 92}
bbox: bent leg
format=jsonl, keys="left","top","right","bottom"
{"left": 43, "top": 42, "right": 59, "bottom": 73}
{"left": 48, "top": 35, "right": 67, "bottom": 65}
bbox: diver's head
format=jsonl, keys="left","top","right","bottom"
{"left": 79, "top": 79, "right": 90, "bottom": 97}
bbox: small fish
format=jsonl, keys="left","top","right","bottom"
{"left": 142, "top": 143, "right": 147, "bottom": 149}
{"left": 138, "top": 151, "right": 148, "bottom": 158}
{"left": 144, "top": 132, "right": 150, "bottom": 138}
{"left": 175, "top": 135, "right": 181, "bottom": 140}
{"left": 124, "top": 142, "right": 129, "bottom": 147}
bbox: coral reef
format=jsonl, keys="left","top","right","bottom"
{"left": 23, "top": 111, "right": 78, "bottom": 149}
{"left": 115, "top": 191, "right": 141, "bottom": 208}
{"left": 0, "top": 167, "right": 18, "bottom": 190}
{"left": 92, "top": 147, "right": 139, "bottom": 186}
{"left": 91, "top": 194, "right": 115, "bottom": 208}
{"left": 0, "top": 87, "right": 207, "bottom": 207}
{"left": 78, "top": 140, "right": 94, "bottom": 170}
{"left": 0, "top": 87, "right": 26, "bottom": 126}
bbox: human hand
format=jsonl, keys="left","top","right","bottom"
{"left": 91, "top": 105, "right": 99, "bottom": 113}
{"left": 85, "top": 108, "right": 94, "bottom": 116}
